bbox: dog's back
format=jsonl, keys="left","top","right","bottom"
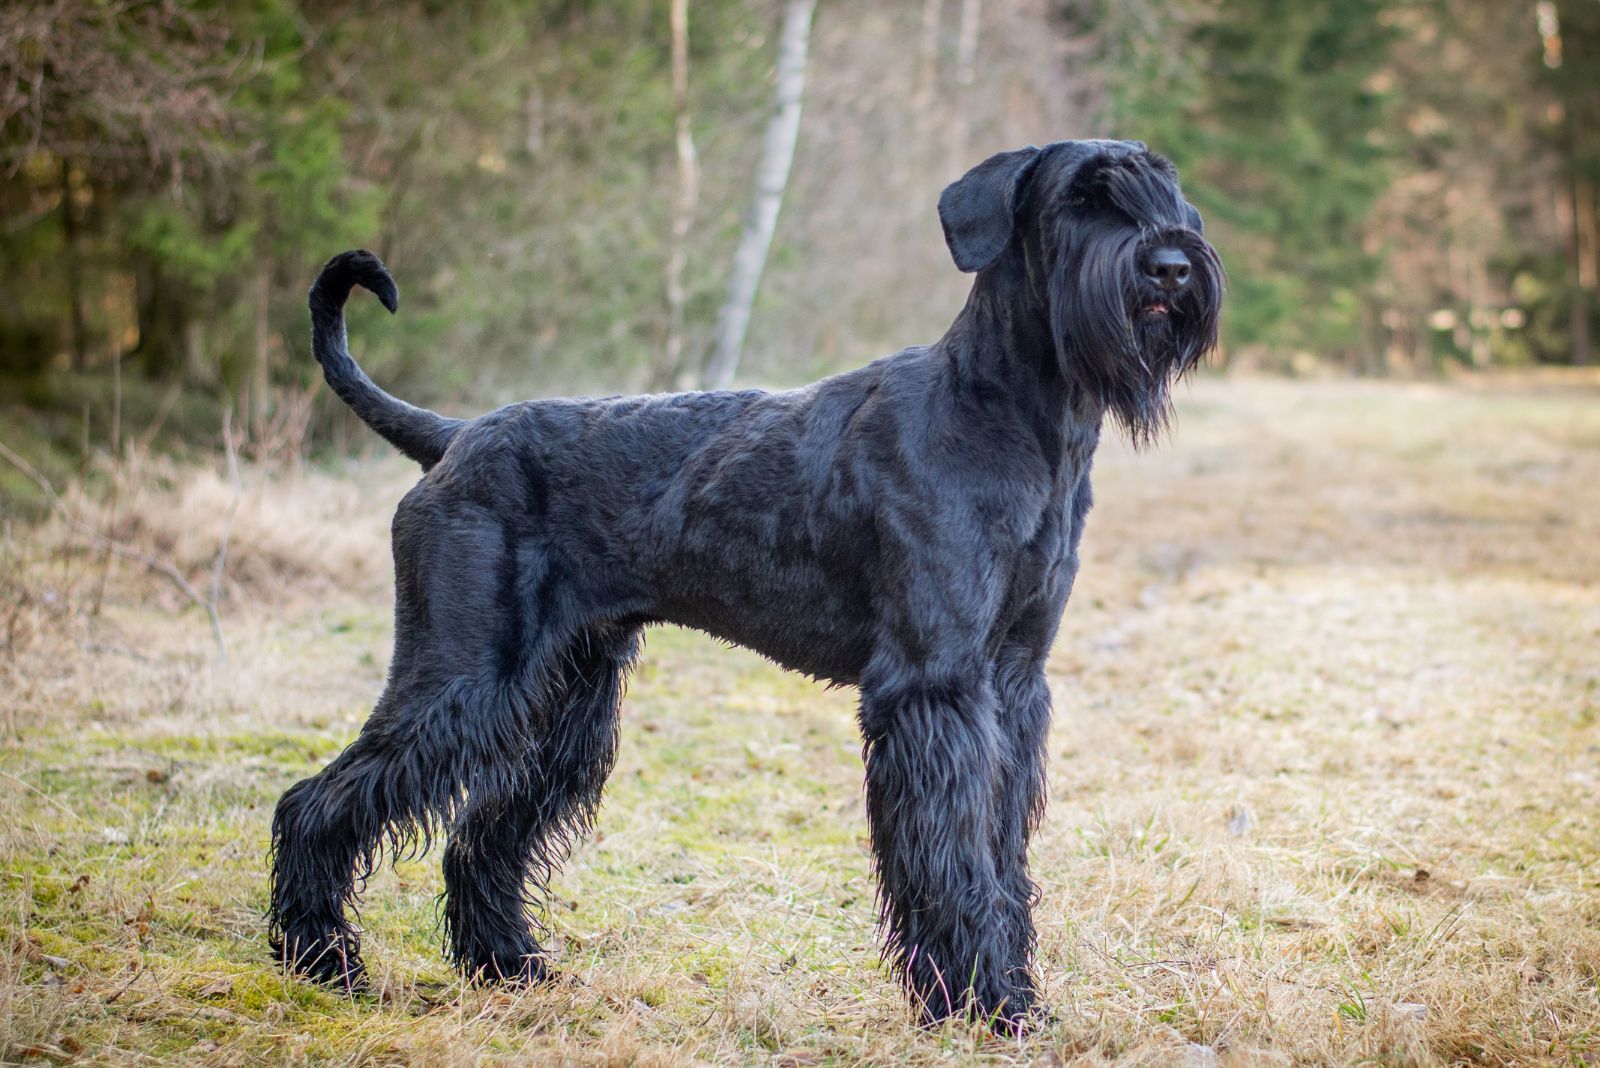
{"left": 275, "top": 141, "right": 1221, "bottom": 1030}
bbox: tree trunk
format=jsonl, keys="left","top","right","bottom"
{"left": 916, "top": 0, "right": 942, "bottom": 104}
{"left": 523, "top": 84, "right": 545, "bottom": 157}
{"left": 1573, "top": 176, "right": 1594, "bottom": 365}
{"left": 946, "top": 0, "right": 982, "bottom": 171}
{"left": 182, "top": 320, "right": 205, "bottom": 383}
{"left": 954, "top": 0, "right": 981, "bottom": 88}
{"left": 657, "top": 0, "right": 699, "bottom": 391}
{"left": 1574, "top": 280, "right": 1592, "bottom": 366}
{"left": 134, "top": 258, "right": 189, "bottom": 380}
{"left": 59, "top": 158, "right": 89, "bottom": 373}
{"left": 250, "top": 267, "right": 272, "bottom": 435}
{"left": 701, "top": 0, "right": 817, "bottom": 391}
{"left": 1468, "top": 251, "right": 1491, "bottom": 368}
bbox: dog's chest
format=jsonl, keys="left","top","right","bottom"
{"left": 995, "top": 430, "right": 1097, "bottom": 634}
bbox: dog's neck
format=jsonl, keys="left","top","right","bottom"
{"left": 938, "top": 244, "right": 1104, "bottom": 444}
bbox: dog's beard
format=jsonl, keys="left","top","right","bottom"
{"left": 1050, "top": 224, "right": 1222, "bottom": 446}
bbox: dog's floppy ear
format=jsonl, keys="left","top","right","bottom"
{"left": 938, "top": 145, "right": 1043, "bottom": 273}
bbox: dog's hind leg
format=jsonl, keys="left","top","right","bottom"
{"left": 267, "top": 702, "right": 430, "bottom": 991}
{"left": 858, "top": 665, "right": 1018, "bottom": 1027}
{"left": 267, "top": 670, "right": 547, "bottom": 990}
{"left": 268, "top": 494, "right": 556, "bottom": 990}
{"left": 440, "top": 625, "right": 640, "bottom": 984}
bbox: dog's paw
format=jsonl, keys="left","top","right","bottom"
{"left": 917, "top": 984, "right": 1052, "bottom": 1038}
{"left": 462, "top": 946, "right": 553, "bottom": 988}
{"left": 985, "top": 1000, "right": 1057, "bottom": 1039}
{"left": 988, "top": 981, "right": 1057, "bottom": 1037}
{"left": 273, "top": 931, "right": 367, "bottom": 995}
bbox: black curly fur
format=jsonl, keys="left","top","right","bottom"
{"left": 267, "top": 139, "right": 1222, "bottom": 1031}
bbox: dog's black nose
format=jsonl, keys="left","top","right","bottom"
{"left": 1145, "top": 248, "right": 1191, "bottom": 292}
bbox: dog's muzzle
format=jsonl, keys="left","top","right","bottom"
{"left": 1138, "top": 246, "right": 1192, "bottom": 318}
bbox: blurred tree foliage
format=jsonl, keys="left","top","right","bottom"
{"left": 1083, "top": 0, "right": 1600, "bottom": 371}
{"left": 1, "top": 0, "right": 1084, "bottom": 454}
{"left": 1, "top": 0, "right": 1596, "bottom": 465}
{"left": 1, "top": 1, "right": 779, "bottom": 433}
{"left": 1083, "top": 0, "right": 1394, "bottom": 366}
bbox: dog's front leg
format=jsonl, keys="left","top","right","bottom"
{"left": 858, "top": 668, "right": 1020, "bottom": 1027}
{"left": 988, "top": 643, "right": 1053, "bottom": 1018}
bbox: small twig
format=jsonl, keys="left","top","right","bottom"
{"left": 0, "top": 436, "right": 225, "bottom": 661}
{"left": 103, "top": 962, "right": 145, "bottom": 1004}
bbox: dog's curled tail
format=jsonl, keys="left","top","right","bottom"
{"left": 309, "top": 250, "right": 463, "bottom": 469}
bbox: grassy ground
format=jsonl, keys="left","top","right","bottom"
{"left": 2, "top": 374, "right": 1598, "bottom": 1065}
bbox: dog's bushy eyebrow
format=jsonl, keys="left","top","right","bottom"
{"left": 1078, "top": 155, "right": 1190, "bottom": 226}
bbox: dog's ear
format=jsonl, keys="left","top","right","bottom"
{"left": 938, "top": 146, "right": 1043, "bottom": 273}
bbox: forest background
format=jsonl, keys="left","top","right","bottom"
{"left": 3, "top": 0, "right": 1598, "bottom": 474}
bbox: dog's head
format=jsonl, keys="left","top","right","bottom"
{"left": 939, "top": 139, "right": 1223, "bottom": 442}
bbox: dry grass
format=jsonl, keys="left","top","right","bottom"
{"left": 2, "top": 374, "right": 1598, "bottom": 1065}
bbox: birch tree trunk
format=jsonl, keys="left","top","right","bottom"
{"left": 947, "top": 0, "right": 981, "bottom": 173}
{"left": 915, "top": 0, "right": 942, "bottom": 104}
{"left": 701, "top": 0, "right": 817, "bottom": 391}
{"left": 657, "top": 0, "right": 699, "bottom": 390}
{"left": 954, "top": 0, "right": 981, "bottom": 89}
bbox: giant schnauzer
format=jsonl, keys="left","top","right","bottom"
{"left": 269, "top": 138, "right": 1222, "bottom": 1029}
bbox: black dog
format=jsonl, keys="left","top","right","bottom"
{"left": 268, "top": 138, "right": 1221, "bottom": 1029}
